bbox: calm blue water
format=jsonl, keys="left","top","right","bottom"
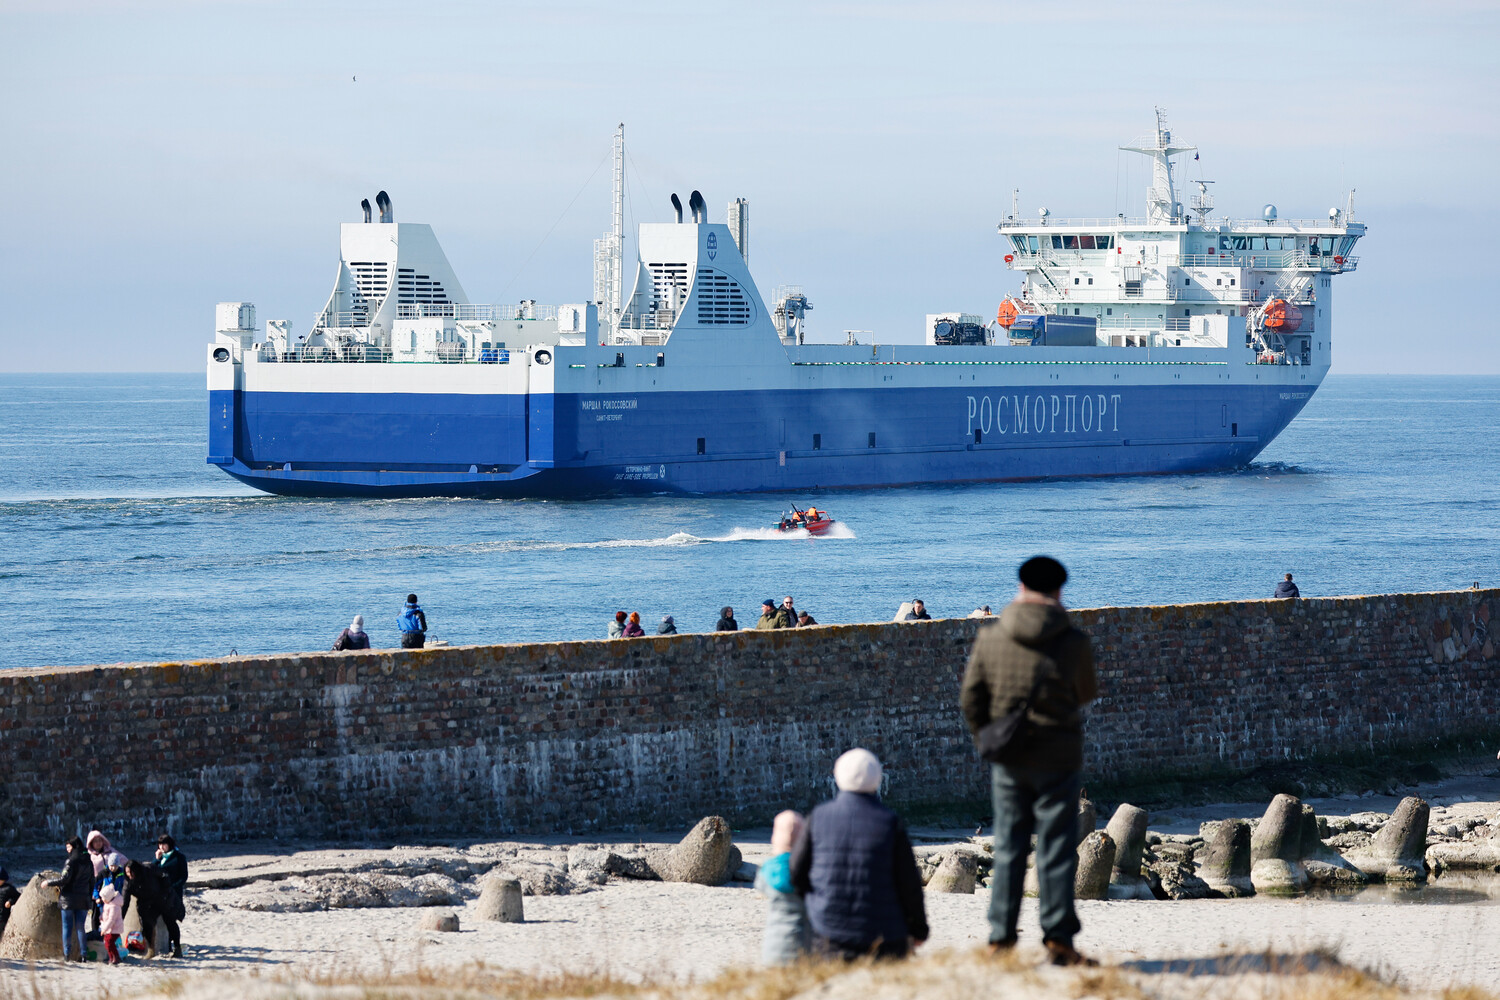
{"left": 0, "top": 373, "right": 1495, "bottom": 669}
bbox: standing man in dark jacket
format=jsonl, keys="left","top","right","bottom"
{"left": 153, "top": 833, "right": 188, "bottom": 957}
{"left": 1273, "top": 573, "right": 1300, "bottom": 598}
{"left": 715, "top": 606, "right": 738, "bottom": 631}
{"left": 789, "top": 748, "right": 928, "bottom": 959}
{"left": 45, "top": 835, "right": 93, "bottom": 961}
{"left": 960, "top": 556, "right": 1098, "bottom": 967}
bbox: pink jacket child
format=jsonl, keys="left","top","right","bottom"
{"left": 97, "top": 883, "right": 125, "bottom": 964}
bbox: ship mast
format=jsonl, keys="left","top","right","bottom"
{"left": 1119, "top": 107, "right": 1196, "bottom": 224}
{"left": 594, "top": 123, "right": 625, "bottom": 341}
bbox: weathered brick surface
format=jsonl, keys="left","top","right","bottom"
{"left": 1, "top": 591, "right": 1495, "bottom": 844}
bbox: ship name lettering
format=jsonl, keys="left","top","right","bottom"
{"left": 966, "top": 392, "right": 1121, "bottom": 439}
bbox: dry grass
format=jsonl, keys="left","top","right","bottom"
{"left": 6, "top": 945, "right": 1491, "bottom": 1000}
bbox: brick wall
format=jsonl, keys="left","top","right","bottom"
{"left": 1, "top": 590, "right": 1495, "bottom": 844}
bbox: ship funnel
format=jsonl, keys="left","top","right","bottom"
{"left": 361, "top": 198, "right": 372, "bottom": 223}
{"left": 671, "top": 193, "right": 683, "bottom": 223}
{"left": 376, "top": 190, "right": 392, "bottom": 223}
{"left": 688, "top": 190, "right": 706, "bottom": 223}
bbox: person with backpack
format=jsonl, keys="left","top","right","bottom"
{"left": 122, "top": 859, "right": 174, "bottom": 959}
{"left": 153, "top": 834, "right": 188, "bottom": 958}
{"left": 397, "top": 594, "right": 427, "bottom": 649}
{"left": 45, "top": 835, "right": 94, "bottom": 961}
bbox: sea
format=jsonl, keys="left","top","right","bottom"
{"left": 0, "top": 373, "right": 1495, "bottom": 670}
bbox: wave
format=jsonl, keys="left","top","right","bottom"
{"left": 266, "top": 523, "right": 858, "bottom": 561}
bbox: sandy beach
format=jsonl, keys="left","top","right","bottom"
{"left": 3, "top": 768, "right": 1498, "bottom": 998}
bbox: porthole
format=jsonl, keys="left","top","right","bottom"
{"left": 534, "top": 349, "right": 552, "bottom": 366}
{"left": 213, "top": 347, "right": 231, "bottom": 362}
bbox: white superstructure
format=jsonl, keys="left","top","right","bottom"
{"left": 997, "top": 109, "right": 1363, "bottom": 366}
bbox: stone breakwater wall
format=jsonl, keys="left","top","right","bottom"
{"left": 2, "top": 590, "right": 1496, "bottom": 844}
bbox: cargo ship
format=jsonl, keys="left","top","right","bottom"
{"left": 206, "top": 112, "right": 1363, "bottom": 497}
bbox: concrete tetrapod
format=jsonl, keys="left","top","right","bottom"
{"left": 1076, "top": 793, "right": 1097, "bottom": 848}
{"left": 1346, "top": 796, "right": 1430, "bottom": 882}
{"left": 0, "top": 873, "right": 62, "bottom": 960}
{"left": 1250, "top": 794, "right": 1308, "bottom": 895}
{"left": 927, "top": 852, "right": 978, "bottom": 894}
{"left": 475, "top": 877, "right": 525, "bottom": 922}
{"left": 1198, "top": 820, "right": 1255, "bottom": 897}
{"left": 649, "top": 816, "right": 735, "bottom": 885}
{"left": 420, "top": 910, "right": 460, "bottom": 932}
{"left": 1104, "top": 803, "right": 1153, "bottom": 900}
{"left": 1074, "top": 831, "right": 1116, "bottom": 901}
{"left": 1299, "top": 804, "right": 1369, "bottom": 886}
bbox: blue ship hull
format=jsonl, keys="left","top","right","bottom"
{"left": 209, "top": 381, "right": 1310, "bottom": 498}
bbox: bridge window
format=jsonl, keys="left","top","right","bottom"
{"left": 1321, "top": 237, "right": 1335, "bottom": 253}
{"left": 1027, "top": 236, "right": 1040, "bottom": 252}
{"left": 1264, "top": 237, "right": 1282, "bottom": 250}
{"left": 1250, "top": 237, "right": 1264, "bottom": 250}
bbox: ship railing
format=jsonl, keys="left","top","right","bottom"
{"left": 616, "top": 311, "right": 676, "bottom": 331}
{"left": 1042, "top": 287, "right": 1260, "bottom": 304}
{"left": 999, "top": 216, "right": 1355, "bottom": 231}
{"left": 395, "top": 303, "right": 561, "bottom": 321}
{"left": 258, "top": 345, "right": 512, "bottom": 364}
{"left": 1096, "top": 317, "right": 1194, "bottom": 331}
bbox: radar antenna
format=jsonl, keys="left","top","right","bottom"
{"left": 1191, "top": 180, "right": 1215, "bottom": 222}
{"left": 1119, "top": 107, "right": 1196, "bottom": 224}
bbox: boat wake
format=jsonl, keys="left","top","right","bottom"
{"left": 568, "top": 523, "right": 858, "bottom": 549}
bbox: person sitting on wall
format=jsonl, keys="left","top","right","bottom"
{"left": 398, "top": 594, "right": 427, "bottom": 649}
{"left": 609, "top": 611, "right": 627, "bottom": 638}
{"left": 902, "top": 599, "right": 932, "bottom": 621}
{"left": 789, "top": 748, "right": 928, "bottom": 961}
{"left": 623, "top": 611, "right": 645, "bottom": 637}
{"left": 333, "top": 614, "right": 370, "bottom": 651}
{"left": 657, "top": 615, "right": 678, "bottom": 635}
{"left": 1274, "top": 573, "right": 1300, "bottom": 599}
{"left": 797, "top": 611, "right": 818, "bottom": 627}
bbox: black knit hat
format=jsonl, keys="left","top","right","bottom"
{"left": 1019, "top": 556, "right": 1068, "bottom": 593}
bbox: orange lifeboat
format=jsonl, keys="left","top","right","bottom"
{"left": 1261, "top": 299, "right": 1303, "bottom": 333}
{"left": 995, "top": 298, "right": 1022, "bottom": 329}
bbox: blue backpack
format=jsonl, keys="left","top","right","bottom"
{"left": 398, "top": 608, "right": 423, "bottom": 633}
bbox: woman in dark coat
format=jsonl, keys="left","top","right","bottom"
{"left": 44, "top": 835, "right": 93, "bottom": 960}
{"left": 123, "top": 859, "right": 172, "bottom": 958}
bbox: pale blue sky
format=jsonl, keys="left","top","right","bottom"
{"left": 2, "top": 0, "right": 1496, "bottom": 372}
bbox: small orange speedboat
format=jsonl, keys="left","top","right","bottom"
{"left": 775, "top": 504, "right": 835, "bottom": 535}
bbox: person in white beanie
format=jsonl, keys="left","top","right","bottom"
{"left": 333, "top": 614, "right": 370, "bottom": 651}
{"left": 789, "top": 748, "right": 927, "bottom": 960}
